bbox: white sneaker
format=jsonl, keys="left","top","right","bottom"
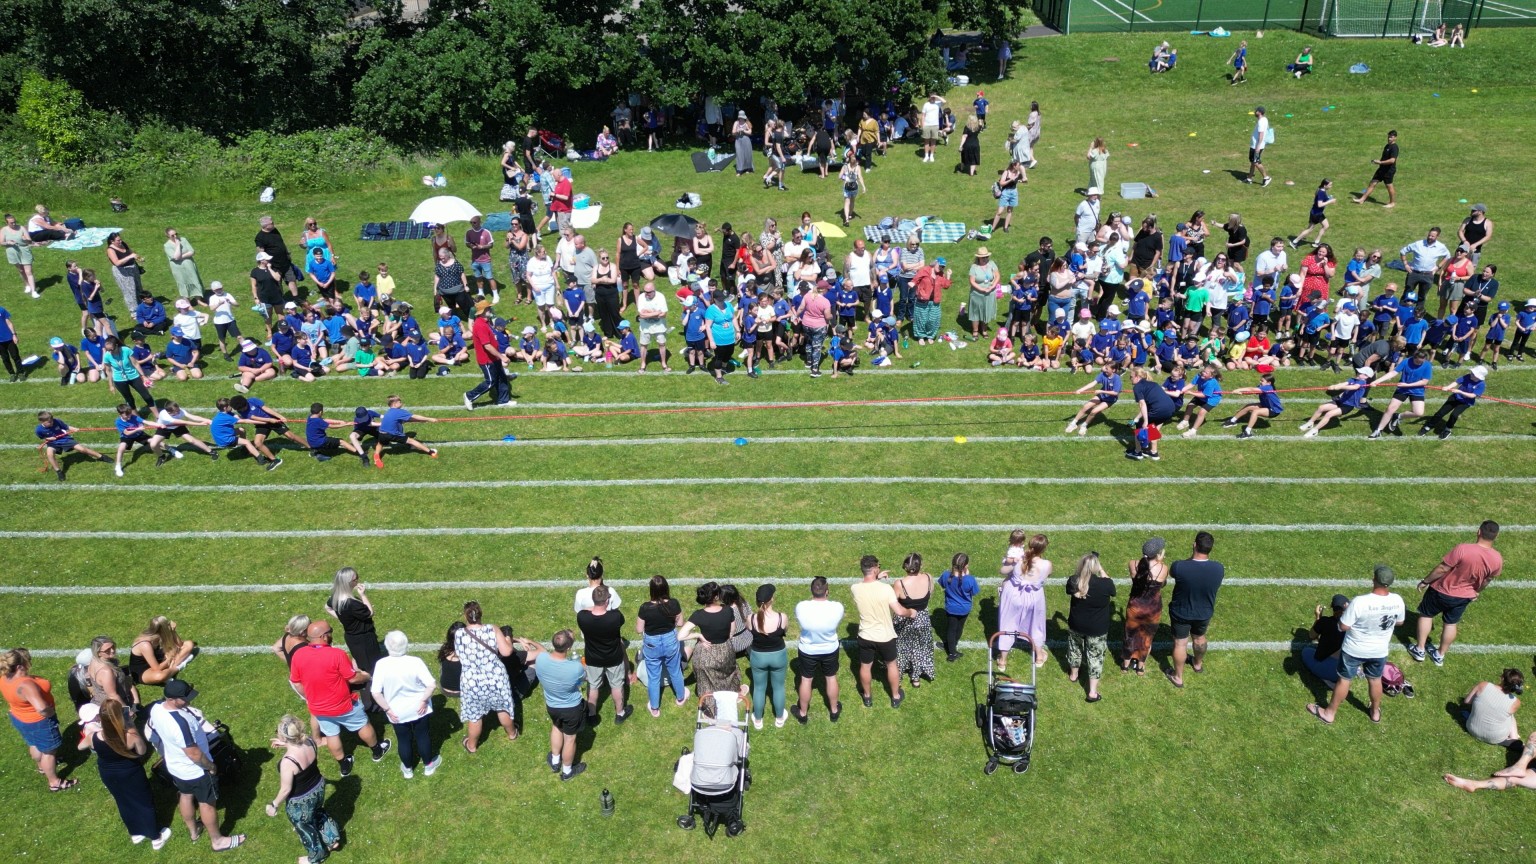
{"left": 423, "top": 755, "right": 442, "bottom": 776}
{"left": 751, "top": 715, "right": 764, "bottom": 730}
{"left": 1077, "top": 425, "right": 1087, "bottom": 436}
{"left": 1303, "top": 428, "right": 1319, "bottom": 438}
{"left": 1064, "top": 421, "right": 1077, "bottom": 434}
{"left": 1181, "top": 428, "right": 1198, "bottom": 438}
{"left": 401, "top": 764, "right": 414, "bottom": 779}
{"left": 172, "top": 448, "right": 184, "bottom": 459}
{"left": 1298, "top": 421, "right": 1312, "bottom": 431}
{"left": 151, "top": 827, "right": 172, "bottom": 850}
{"left": 1176, "top": 419, "right": 1189, "bottom": 430}
{"left": 114, "top": 464, "right": 124, "bottom": 477}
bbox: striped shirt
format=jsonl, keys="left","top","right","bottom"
{"left": 899, "top": 246, "right": 925, "bottom": 277}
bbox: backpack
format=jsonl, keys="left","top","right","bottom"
{"left": 259, "top": 186, "right": 276, "bottom": 203}
{"left": 1381, "top": 662, "right": 1414, "bottom": 697}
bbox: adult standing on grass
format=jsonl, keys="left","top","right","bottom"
{"left": 920, "top": 93, "right": 945, "bottom": 163}
{"left": 1166, "top": 531, "right": 1224, "bottom": 689}
{"left": 958, "top": 116, "right": 982, "bottom": 176}
{"left": 105, "top": 232, "right": 146, "bottom": 310}
{"left": 369, "top": 630, "right": 442, "bottom": 779}
{"left": 967, "top": 247, "right": 1000, "bottom": 341}
{"left": 434, "top": 245, "right": 471, "bottom": 321}
{"left": 636, "top": 575, "right": 689, "bottom": 718}
{"left": 453, "top": 601, "right": 518, "bottom": 752}
{"left": 1410, "top": 520, "right": 1502, "bottom": 667}
{"left": 791, "top": 576, "right": 845, "bottom": 724}
{"left": 0, "top": 302, "right": 19, "bottom": 381}
{"left": 92, "top": 697, "right": 171, "bottom": 848}
{"left": 325, "top": 567, "right": 383, "bottom": 705}
{"left": 800, "top": 278, "right": 834, "bottom": 377}
{"left": 1065, "top": 552, "right": 1116, "bottom": 703}
{"left": 290, "top": 621, "right": 390, "bottom": 774}
{"left": 997, "top": 534, "right": 1051, "bottom": 673}
{"left": 264, "top": 714, "right": 343, "bottom": 863}
{"left": 102, "top": 335, "right": 155, "bottom": 412}
{"left": 910, "top": 257, "right": 950, "bottom": 345}
{"left": 1120, "top": 537, "right": 1168, "bottom": 673}
{"left": 162, "top": 228, "right": 203, "bottom": 302}
{"left": 255, "top": 216, "right": 299, "bottom": 297}
{"left": 704, "top": 290, "right": 738, "bottom": 385}
{"left": 464, "top": 299, "right": 515, "bottom": 410}
{"left": 1245, "top": 106, "right": 1271, "bottom": 187}
{"left": 465, "top": 215, "right": 498, "bottom": 303}
{"left": 1075, "top": 188, "right": 1102, "bottom": 246}
{"left": 1353, "top": 130, "right": 1398, "bottom": 208}
{"left": 147, "top": 679, "right": 244, "bottom": 850}
{"left": 893, "top": 554, "right": 936, "bottom": 691}
{"left": 839, "top": 156, "right": 866, "bottom": 228}
{"left": 577, "top": 585, "right": 630, "bottom": 726}
{"left": 1461, "top": 669, "right": 1522, "bottom": 747}
{"left": 679, "top": 582, "right": 742, "bottom": 697}
{"left": 1399, "top": 226, "right": 1450, "bottom": 313}
{"left": 1, "top": 648, "right": 72, "bottom": 791}
{"left": 522, "top": 630, "right": 588, "bottom": 780}
{"left": 851, "top": 555, "right": 917, "bottom": 709}
{"left": 746, "top": 584, "right": 790, "bottom": 729}
{"left": 251, "top": 252, "right": 286, "bottom": 343}
{"left": 636, "top": 281, "right": 671, "bottom": 372}
{"left": 550, "top": 167, "right": 575, "bottom": 235}
{"left": 1, "top": 213, "right": 39, "bottom": 298}
{"left": 1458, "top": 204, "right": 1494, "bottom": 265}
{"left": 1086, "top": 137, "right": 1108, "bottom": 194}
{"left": 1307, "top": 565, "right": 1404, "bottom": 725}
{"left": 992, "top": 159, "right": 1024, "bottom": 234}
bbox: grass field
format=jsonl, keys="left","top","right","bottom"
{"left": 4, "top": 27, "right": 1536, "bottom": 864}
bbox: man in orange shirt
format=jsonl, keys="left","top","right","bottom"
{"left": 1410, "top": 520, "right": 1503, "bottom": 666}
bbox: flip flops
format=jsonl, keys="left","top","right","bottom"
{"left": 1306, "top": 703, "right": 1333, "bottom": 725}
{"left": 212, "top": 834, "right": 245, "bottom": 852}
{"left": 1164, "top": 669, "right": 1184, "bottom": 689}
{"left": 47, "top": 778, "right": 79, "bottom": 791}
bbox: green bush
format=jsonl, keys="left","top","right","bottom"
{"left": 227, "top": 126, "right": 400, "bottom": 192}
{"left": 15, "top": 72, "right": 96, "bottom": 166}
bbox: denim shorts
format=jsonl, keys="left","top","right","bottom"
{"left": 471, "top": 261, "right": 494, "bottom": 280}
{"left": 1337, "top": 651, "right": 1385, "bottom": 680}
{"left": 315, "top": 699, "right": 368, "bottom": 737}
{"left": 10, "top": 714, "right": 61, "bottom": 753}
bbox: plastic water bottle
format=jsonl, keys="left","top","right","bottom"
{"left": 600, "top": 789, "right": 615, "bottom": 817}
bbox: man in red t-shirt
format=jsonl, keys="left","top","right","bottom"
{"left": 463, "top": 299, "right": 515, "bottom": 410}
{"left": 1411, "top": 519, "right": 1503, "bottom": 666}
{"left": 289, "top": 621, "right": 389, "bottom": 774}
{"left": 550, "top": 169, "right": 575, "bottom": 234}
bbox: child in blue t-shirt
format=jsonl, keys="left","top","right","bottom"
{"left": 1484, "top": 302, "right": 1510, "bottom": 368}
{"left": 34, "top": 411, "right": 108, "bottom": 481}
{"left": 938, "top": 552, "right": 980, "bottom": 660}
{"left": 1162, "top": 367, "right": 1187, "bottom": 412}
{"left": 1300, "top": 367, "right": 1374, "bottom": 436}
{"left": 210, "top": 397, "right": 278, "bottom": 469}
{"left": 1512, "top": 300, "right": 1536, "bottom": 361}
{"left": 1445, "top": 306, "right": 1479, "bottom": 367}
{"left": 1419, "top": 366, "right": 1488, "bottom": 440}
{"left": 1176, "top": 364, "right": 1223, "bottom": 437}
{"left": 372, "top": 394, "right": 440, "bottom": 467}
{"left": 112, "top": 403, "right": 180, "bottom": 476}
{"left": 829, "top": 325, "right": 859, "bottom": 378}
{"left": 1066, "top": 363, "right": 1122, "bottom": 436}
{"left": 1224, "top": 373, "right": 1283, "bottom": 439}
{"left": 305, "top": 403, "right": 367, "bottom": 462}
{"left": 1402, "top": 306, "right": 1429, "bottom": 351}
{"left": 353, "top": 271, "right": 377, "bottom": 308}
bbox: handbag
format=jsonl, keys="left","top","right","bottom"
{"left": 991, "top": 182, "right": 1003, "bottom": 199}
{"left": 500, "top": 183, "right": 517, "bottom": 202}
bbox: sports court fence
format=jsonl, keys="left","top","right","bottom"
{"left": 1031, "top": 0, "right": 1534, "bottom": 35}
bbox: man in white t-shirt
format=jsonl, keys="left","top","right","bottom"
{"left": 1308, "top": 565, "right": 1405, "bottom": 725}
{"left": 1075, "top": 190, "right": 1101, "bottom": 245}
{"left": 554, "top": 228, "right": 577, "bottom": 290}
{"left": 635, "top": 281, "right": 670, "bottom": 372}
{"left": 845, "top": 240, "right": 874, "bottom": 318}
{"left": 149, "top": 680, "right": 243, "bottom": 850}
{"left": 574, "top": 565, "right": 621, "bottom": 613}
{"left": 919, "top": 94, "right": 945, "bottom": 163}
{"left": 792, "top": 576, "right": 845, "bottom": 723}
{"left": 1246, "top": 106, "right": 1271, "bottom": 186}
{"left": 1253, "top": 238, "right": 1288, "bottom": 291}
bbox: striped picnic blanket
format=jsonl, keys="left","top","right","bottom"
{"left": 359, "top": 221, "right": 434, "bottom": 241}
{"left": 863, "top": 219, "right": 966, "bottom": 245}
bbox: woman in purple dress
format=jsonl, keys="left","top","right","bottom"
{"left": 995, "top": 534, "right": 1051, "bottom": 672}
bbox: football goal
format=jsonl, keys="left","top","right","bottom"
{"left": 1316, "top": 0, "right": 1444, "bottom": 36}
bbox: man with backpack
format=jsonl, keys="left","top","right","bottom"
{"left": 147, "top": 680, "right": 245, "bottom": 850}
{"left": 1307, "top": 565, "right": 1405, "bottom": 726}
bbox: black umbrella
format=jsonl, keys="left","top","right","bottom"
{"left": 649, "top": 213, "right": 700, "bottom": 239}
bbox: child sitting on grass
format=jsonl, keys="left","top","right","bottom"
{"left": 1223, "top": 372, "right": 1284, "bottom": 439}
{"left": 305, "top": 403, "right": 368, "bottom": 463}
{"left": 35, "top": 411, "right": 109, "bottom": 481}
{"left": 209, "top": 397, "right": 280, "bottom": 470}
{"left": 372, "top": 395, "right": 440, "bottom": 468}
{"left": 987, "top": 325, "right": 1015, "bottom": 366}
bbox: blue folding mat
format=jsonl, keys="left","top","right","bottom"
{"left": 359, "top": 221, "right": 435, "bottom": 241}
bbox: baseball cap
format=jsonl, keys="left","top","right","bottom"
{"left": 78, "top": 703, "right": 100, "bottom": 724}
{"left": 1330, "top": 594, "right": 1350, "bottom": 610}
{"left": 681, "top": 295, "right": 696, "bottom": 307}
{"left": 1054, "top": 308, "right": 1066, "bottom": 319}
{"left": 492, "top": 317, "right": 507, "bottom": 329}
{"left": 49, "top": 336, "right": 64, "bottom": 348}
{"left": 1108, "top": 304, "right": 1121, "bottom": 317}
{"left": 1141, "top": 536, "right": 1165, "bottom": 558}
{"left": 1498, "top": 301, "right": 1510, "bottom": 311}
{"left": 935, "top": 257, "right": 947, "bottom": 267}
{"left": 175, "top": 298, "right": 192, "bottom": 310}
{"left": 255, "top": 251, "right": 272, "bottom": 262}
{"left": 164, "top": 679, "right": 198, "bottom": 701}
{"left": 1345, "top": 286, "right": 1359, "bottom": 295}
{"left": 618, "top": 320, "right": 631, "bottom": 330}
{"left": 1372, "top": 564, "right": 1395, "bottom": 586}
{"left": 1342, "top": 302, "right": 1357, "bottom": 311}
{"left": 354, "top": 407, "right": 373, "bottom": 422}
{"left": 522, "top": 326, "right": 536, "bottom": 335}
{"left": 284, "top": 301, "right": 298, "bottom": 310}
{"left": 549, "top": 308, "right": 563, "bottom": 320}
{"left": 1471, "top": 365, "right": 1489, "bottom": 381}
{"left": 1471, "top": 203, "right": 1487, "bottom": 212}
{"left": 1356, "top": 366, "right": 1374, "bottom": 376}
{"left": 170, "top": 327, "right": 185, "bottom": 338}
{"left": 1079, "top": 308, "right": 1092, "bottom": 318}
{"left": 870, "top": 309, "right": 884, "bottom": 319}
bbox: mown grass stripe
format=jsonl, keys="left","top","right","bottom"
{"left": 5, "top": 474, "right": 1527, "bottom": 494}
{"left": 6, "top": 576, "right": 1534, "bottom": 596}
{"left": 23, "top": 639, "right": 1536, "bottom": 660}
{"left": 0, "top": 521, "right": 1520, "bottom": 541}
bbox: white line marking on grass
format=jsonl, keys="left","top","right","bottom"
{"left": 0, "top": 522, "right": 1521, "bottom": 541}
{"left": 1086, "top": 0, "right": 1130, "bottom": 24}
{"left": 1482, "top": 0, "right": 1536, "bottom": 19}
{"left": 6, "top": 474, "right": 1531, "bottom": 495}
{"left": 26, "top": 639, "right": 1536, "bottom": 660}
{"left": 3, "top": 432, "right": 1529, "bottom": 452}
{"left": 7, "top": 576, "right": 1535, "bottom": 596}
{"left": 1102, "top": 0, "right": 1156, "bottom": 22}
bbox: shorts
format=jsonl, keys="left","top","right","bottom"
{"left": 1337, "top": 652, "right": 1385, "bottom": 681}
{"left": 378, "top": 432, "right": 408, "bottom": 447}
{"left": 159, "top": 425, "right": 189, "bottom": 438}
{"left": 556, "top": 211, "right": 573, "bottom": 233}
{"left": 1170, "top": 615, "right": 1210, "bottom": 639}
{"left": 10, "top": 714, "right": 61, "bottom": 753}
{"left": 546, "top": 704, "right": 586, "bottom": 735}
{"left": 533, "top": 286, "right": 556, "bottom": 307}
{"left": 686, "top": 338, "right": 708, "bottom": 353}
{"left": 1391, "top": 388, "right": 1424, "bottom": 404}
{"left": 315, "top": 700, "right": 368, "bottom": 737}
{"left": 1248, "top": 147, "right": 1264, "bottom": 164}
{"left": 922, "top": 125, "right": 940, "bottom": 141}
{"left": 255, "top": 422, "right": 289, "bottom": 438}
{"left": 311, "top": 438, "right": 342, "bottom": 454}
{"left": 1438, "top": 280, "right": 1462, "bottom": 302}
{"left": 583, "top": 662, "right": 626, "bottom": 691}
{"left": 171, "top": 772, "right": 220, "bottom": 806}
{"left": 1372, "top": 166, "right": 1396, "bottom": 183}
{"left": 1330, "top": 337, "right": 1351, "bottom": 350}
{"left": 471, "top": 261, "right": 494, "bottom": 280}
{"left": 998, "top": 188, "right": 1019, "bottom": 208}
{"left": 1308, "top": 212, "right": 1326, "bottom": 226}
{"left": 799, "top": 650, "right": 841, "bottom": 677}
{"left": 120, "top": 432, "right": 151, "bottom": 445}
{"left": 857, "top": 637, "right": 898, "bottom": 665}
{"left": 1094, "top": 395, "right": 1118, "bottom": 407}
{"left": 1418, "top": 587, "right": 1473, "bottom": 625}
{"left": 854, "top": 284, "right": 872, "bottom": 304}
{"left": 215, "top": 321, "right": 241, "bottom": 340}
{"left": 639, "top": 323, "right": 667, "bottom": 345}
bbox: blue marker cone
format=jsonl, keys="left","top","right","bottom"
{"left": 734, "top": 437, "right": 748, "bottom": 446}
{"left": 502, "top": 434, "right": 518, "bottom": 442}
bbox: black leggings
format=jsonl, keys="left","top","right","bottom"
{"left": 1427, "top": 399, "right": 1472, "bottom": 430}
{"left": 0, "top": 340, "right": 19, "bottom": 375}
{"left": 1511, "top": 330, "right": 1531, "bottom": 357}
{"left": 709, "top": 343, "right": 735, "bottom": 377}
{"left": 113, "top": 377, "right": 154, "bottom": 410}
{"left": 943, "top": 612, "right": 969, "bottom": 658}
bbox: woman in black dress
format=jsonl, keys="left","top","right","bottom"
{"left": 93, "top": 697, "right": 170, "bottom": 848}
{"left": 325, "top": 568, "right": 382, "bottom": 708}
{"left": 959, "top": 117, "right": 982, "bottom": 176}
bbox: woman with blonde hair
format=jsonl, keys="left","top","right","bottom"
{"left": 93, "top": 697, "right": 169, "bottom": 847}
{"left": 1087, "top": 137, "right": 1109, "bottom": 193}
{"left": 129, "top": 616, "right": 197, "bottom": 686}
{"left": 265, "top": 714, "right": 342, "bottom": 864}
{"left": 1, "top": 648, "right": 73, "bottom": 790}
{"left": 1065, "top": 552, "right": 1117, "bottom": 702}
{"left": 325, "top": 568, "right": 383, "bottom": 689}
{"left": 87, "top": 635, "right": 139, "bottom": 717}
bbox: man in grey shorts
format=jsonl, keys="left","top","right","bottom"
{"left": 576, "top": 586, "right": 631, "bottom": 724}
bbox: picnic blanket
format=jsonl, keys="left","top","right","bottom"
{"left": 38, "top": 227, "right": 121, "bottom": 251}
{"left": 798, "top": 156, "right": 845, "bottom": 173}
{"left": 482, "top": 211, "right": 513, "bottom": 232}
{"left": 691, "top": 151, "right": 736, "bottom": 173}
{"left": 359, "top": 221, "right": 434, "bottom": 241}
{"left": 863, "top": 219, "right": 966, "bottom": 244}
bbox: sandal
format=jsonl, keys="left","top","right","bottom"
{"left": 1306, "top": 703, "right": 1333, "bottom": 725}
{"left": 212, "top": 834, "right": 245, "bottom": 852}
{"left": 48, "top": 778, "right": 79, "bottom": 791}
{"left": 462, "top": 737, "right": 476, "bottom": 755}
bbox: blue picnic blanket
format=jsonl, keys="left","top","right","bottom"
{"left": 864, "top": 219, "right": 966, "bottom": 245}
{"left": 360, "top": 221, "right": 434, "bottom": 241}
{"left": 482, "top": 211, "right": 513, "bottom": 232}
{"left": 38, "top": 227, "right": 121, "bottom": 251}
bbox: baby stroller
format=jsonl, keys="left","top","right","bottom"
{"left": 676, "top": 691, "right": 750, "bottom": 838}
{"left": 534, "top": 129, "right": 567, "bottom": 162}
{"left": 972, "top": 631, "right": 1037, "bottom": 775}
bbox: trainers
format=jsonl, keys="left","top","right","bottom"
{"left": 1181, "top": 428, "right": 1197, "bottom": 438}
{"left": 1242, "top": 177, "right": 1253, "bottom": 184}
{"left": 1176, "top": 419, "right": 1189, "bottom": 430}
{"left": 561, "top": 762, "right": 587, "bottom": 781}
{"left": 56, "top": 469, "right": 66, "bottom": 482}
{"left": 232, "top": 383, "right": 249, "bottom": 394}
{"left": 428, "top": 449, "right": 439, "bottom": 458}
{"left": 549, "top": 753, "right": 561, "bottom": 773}
{"left": 266, "top": 457, "right": 283, "bottom": 471}
{"left": 463, "top": 394, "right": 475, "bottom": 411}
{"left": 339, "top": 756, "right": 354, "bottom": 777}
{"left": 1262, "top": 176, "right": 1272, "bottom": 187}
{"left": 372, "top": 740, "right": 391, "bottom": 761}
{"left": 1221, "top": 418, "right": 1239, "bottom": 428}
{"left": 829, "top": 701, "right": 842, "bottom": 722}
{"left": 614, "top": 706, "right": 632, "bottom": 725}
{"left": 210, "top": 451, "right": 220, "bottom": 462}
{"left": 1298, "top": 421, "right": 1313, "bottom": 431}
{"left": 1417, "top": 426, "right": 1431, "bottom": 437}
{"left": 1406, "top": 644, "right": 1426, "bottom": 662}
{"left": 151, "top": 827, "right": 172, "bottom": 851}
{"left": 358, "top": 453, "right": 370, "bottom": 468}
{"left": 1367, "top": 431, "right": 1381, "bottom": 440}
{"left": 790, "top": 706, "right": 807, "bottom": 725}
{"left": 423, "top": 755, "right": 442, "bottom": 776}
{"left": 861, "top": 694, "right": 873, "bottom": 708}
{"left": 401, "top": 764, "right": 415, "bottom": 779}
{"left": 1125, "top": 450, "right": 1145, "bottom": 460}
{"left": 172, "top": 448, "right": 183, "bottom": 459}
{"left": 1064, "top": 421, "right": 1077, "bottom": 434}
{"left": 1427, "top": 646, "right": 1444, "bottom": 667}
{"left": 1236, "top": 429, "right": 1253, "bottom": 439}
{"left": 1147, "top": 453, "right": 1160, "bottom": 461}
{"left": 1438, "top": 428, "right": 1452, "bottom": 440}
{"left": 493, "top": 400, "right": 517, "bottom": 407}
{"left": 314, "top": 454, "right": 332, "bottom": 462}
{"left": 1303, "top": 428, "right": 1319, "bottom": 438}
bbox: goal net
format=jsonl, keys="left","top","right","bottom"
{"left": 1318, "top": 0, "right": 1443, "bottom": 37}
